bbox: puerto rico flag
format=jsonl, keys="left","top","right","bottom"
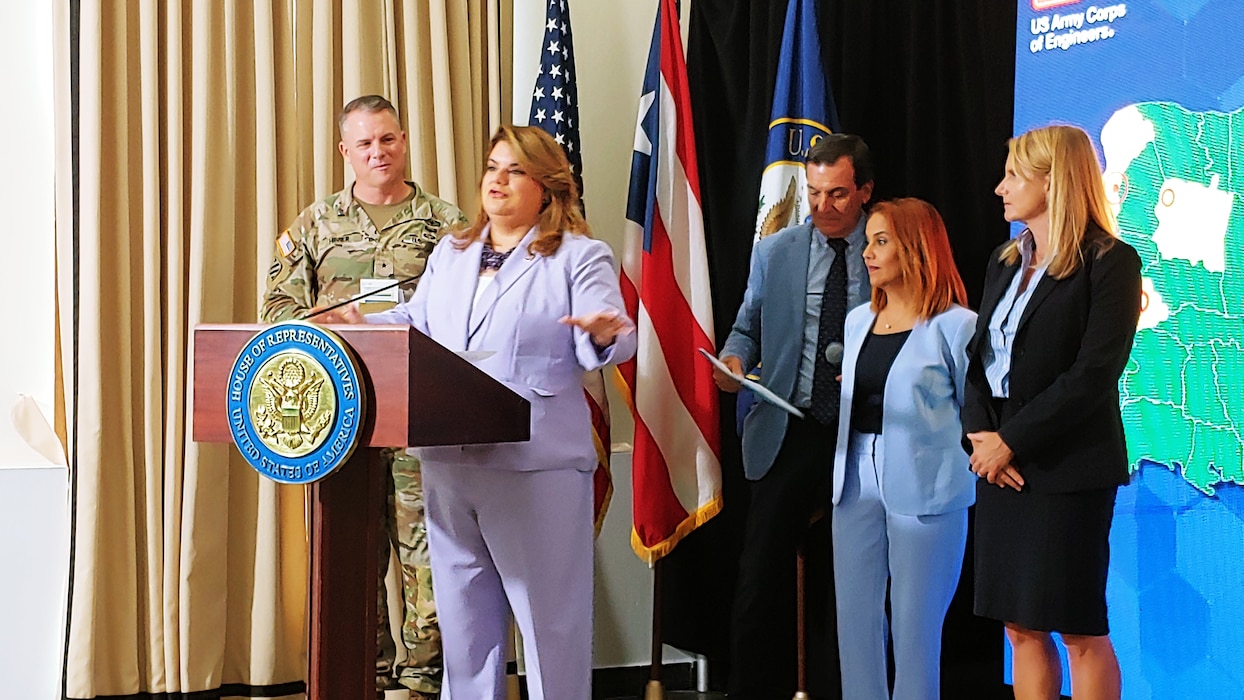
{"left": 620, "top": 0, "right": 722, "bottom": 565}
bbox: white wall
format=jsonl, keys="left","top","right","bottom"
{"left": 0, "top": 468, "right": 70, "bottom": 700}
{"left": 0, "top": 4, "right": 69, "bottom": 700}
{"left": 513, "top": 0, "right": 698, "bottom": 672}
{"left": 0, "top": 0, "right": 57, "bottom": 463}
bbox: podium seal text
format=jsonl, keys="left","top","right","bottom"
{"left": 226, "top": 321, "right": 366, "bottom": 484}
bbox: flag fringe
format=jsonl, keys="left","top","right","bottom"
{"left": 630, "top": 491, "right": 724, "bottom": 566}
{"left": 609, "top": 365, "right": 635, "bottom": 414}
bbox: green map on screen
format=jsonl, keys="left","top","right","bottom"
{"left": 1103, "top": 102, "right": 1244, "bottom": 495}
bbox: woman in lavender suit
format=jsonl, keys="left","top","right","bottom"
{"left": 333, "top": 125, "right": 635, "bottom": 700}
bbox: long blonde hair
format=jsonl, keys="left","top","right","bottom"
{"left": 1000, "top": 125, "right": 1117, "bottom": 278}
{"left": 869, "top": 198, "right": 967, "bottom": 319}
{"left": 454, "top": 125, "right": 591, "bottom": 256}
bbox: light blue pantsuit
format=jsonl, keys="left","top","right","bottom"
{"left": 831, "top": 304, "right": 977, "bottom": 699}
{"left": 833, "top": 431, "right": 967, "bottom": 700}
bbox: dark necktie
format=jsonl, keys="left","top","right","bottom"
{"left": 809, "top": 238, "right": 849, "bottom": 425}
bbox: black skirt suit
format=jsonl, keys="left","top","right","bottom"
{"left": 962, "top": 230, "right": 1142, "bottom": 635}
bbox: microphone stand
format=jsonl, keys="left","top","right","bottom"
{"left": 296, "top": 274, "right": 421, "bottom": 322}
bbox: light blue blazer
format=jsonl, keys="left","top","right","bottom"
{"left": 720, "top": 222, "right": 870, "bottom": 480}
{"left": 366, "top": 226, "right": 636, "bottom": 473}
{"left": 831, "top": 303, "right": 977, "bottom": 516}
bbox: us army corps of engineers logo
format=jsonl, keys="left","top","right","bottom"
{"left": 226, "top": 321, "right": 366, "bottom": 484}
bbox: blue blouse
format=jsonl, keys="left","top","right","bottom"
{"left": 983, "top": 230, "right": 1047, "bottom": 398}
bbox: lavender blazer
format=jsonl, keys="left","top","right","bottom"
{"left": 366, "top": 225, "right": 636, "bottom": 472}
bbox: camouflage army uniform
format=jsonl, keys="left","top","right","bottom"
{"left": 261, "top": 181, "right": 467, "bottom": 697}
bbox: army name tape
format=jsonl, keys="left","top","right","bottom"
{"left": 226, "top": 321, "right": 366, "bottom": 484}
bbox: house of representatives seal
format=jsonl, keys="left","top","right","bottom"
{"left": 226, "top": 321, "right": 366, "bottom": 484}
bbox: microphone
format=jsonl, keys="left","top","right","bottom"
{"left": 296, "top": 273, "right": 421, "bottom": 321}
{"left": 823, "top": 341, "right": 845, "bottom": 368}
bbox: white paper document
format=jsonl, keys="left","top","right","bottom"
{"left": 698, "top": 348, "right": 805, "bottom": 419}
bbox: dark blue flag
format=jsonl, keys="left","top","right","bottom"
{"left": 753, "top": 0, "right": 840, "bottom": 240}
{"left": 741, "top": 0, "right": 841, "bottom": 435}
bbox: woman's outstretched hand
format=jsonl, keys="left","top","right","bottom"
{"left": 560, "top": 309, "right": 634, "bottom": 347}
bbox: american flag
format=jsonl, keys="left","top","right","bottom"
{"left": 527, "top": 0, "right": 611, "bottom": 536}
{"left": 529, "top": 0, "right": 583, "bottom": 192}
{"left": 620, "top": 0, "right": 722, "bottom": 565}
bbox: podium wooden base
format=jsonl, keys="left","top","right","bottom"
{"left": 309, "top": 448, "right": 382, "bottom": 700}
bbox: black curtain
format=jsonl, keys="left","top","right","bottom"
{"left": 659, "top": 1, "right": 1019, "bottom": 695}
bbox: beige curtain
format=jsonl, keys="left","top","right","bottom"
{"left": 54, "top": 2, "right": 501, "bottom": 698}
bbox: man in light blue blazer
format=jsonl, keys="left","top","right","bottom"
{"left": 713, "top": 134, "right": 874, "bottom": 699}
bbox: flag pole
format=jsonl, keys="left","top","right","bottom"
{"left": 794, "top": 543, "right": 810, "bottom": 700}
{"left": 645, "top": 558, "right": 665, "bottom": 700}
{"left": 626, "top": 3, "right": 723, "bottom": 696}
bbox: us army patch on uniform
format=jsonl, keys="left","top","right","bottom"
{"left": 276, "top": 230, "right": 297, "bottom": 259}
{"left": 226, "top": 321, "right": 366, "bottom": 484}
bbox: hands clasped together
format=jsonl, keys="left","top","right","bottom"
{"left": 967, "top": 430, "right": 1025, "bottom": 491}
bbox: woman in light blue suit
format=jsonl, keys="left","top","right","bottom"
{"left": 332, "top": 126, "right": 635, "bottom": 700}
{"left": 831, "top": 198, "right": 976, "bottom": 700}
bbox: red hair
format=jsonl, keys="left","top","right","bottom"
{"left": 868, "top": 198, "right": 967, "bottom": 319}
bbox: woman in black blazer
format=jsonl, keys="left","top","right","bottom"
{"left": 963, "top": 125, "right": 1141, "bottom": 700}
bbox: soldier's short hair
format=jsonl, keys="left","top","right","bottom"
{"left": 337, "top": 95, "right": 400, "bottom": 135}
{"left": 806, "top": 133, "right": 874, "bottom": 188}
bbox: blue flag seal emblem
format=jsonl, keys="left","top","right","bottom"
{"left": 753, "top": 0, "right": 840, "bottom": 241}
{"left": 226, "top": 321, "right": 366, "bottom": 484}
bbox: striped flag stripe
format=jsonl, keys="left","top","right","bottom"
{"left": 652, "top": 125, "right": 714, "bottom": 331}
{"left": 628, "top": 213, "right": 718, "bottom": 446}
{"left": 657, "top": 9, "right": 701, "bottom": 197}
{"left": 586, "top": 386, "right": 612, "bottom": 537}
{"left": 631, "top": 301, "right": 722, "bottom": 506}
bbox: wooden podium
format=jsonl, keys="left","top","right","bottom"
{"left": 191, "top": 323, "right": 530, "bottom": 700}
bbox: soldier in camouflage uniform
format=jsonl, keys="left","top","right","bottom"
{"left": 261, "top": 95, "right": 467, "bottom": 699}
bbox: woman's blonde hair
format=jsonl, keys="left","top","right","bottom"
{"left": 453, "top": 125, "right": 591, "bottom": 256}
{"left": 1000, "top": 124, "right": 1117, "bottom": 278}
{"left": 868, "top": 198, "right": 967, "bottom": 320}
